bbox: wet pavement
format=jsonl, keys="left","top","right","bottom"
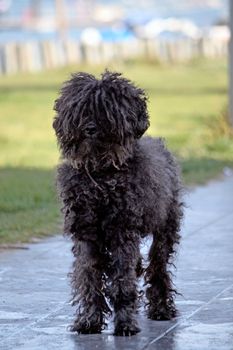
{"left": 1, "top": 175, "right": 233, "bottom": 350}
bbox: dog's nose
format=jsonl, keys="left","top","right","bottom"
{"left": 86, "top": 126, "right": 96, "bottom": 136}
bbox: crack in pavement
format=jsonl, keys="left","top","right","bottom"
{"left": 183, "top": 210, "right": 233, "bottom": 240}
{"left": 141, "top": 283, "right": 233, "bottom": 349}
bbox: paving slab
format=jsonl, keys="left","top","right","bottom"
{"left": 1, "top": 175, "right": 233, "bottom": 349}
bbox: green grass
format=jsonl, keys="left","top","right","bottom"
{"left": 0, "top": 59, "right": 233, "bottom": 244}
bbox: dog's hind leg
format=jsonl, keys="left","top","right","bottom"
{"left": 70, "top": 239, "right": 111, "bottom": 334}
{"left": 107, "top": 232, "right": 141, "bottom": 336}
{"left": 145, "top": 200, "right": 182, "bottom": 320}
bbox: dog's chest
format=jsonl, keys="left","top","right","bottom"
{"left": 93, "top": 172, "right": 154, "bottom": 233}
{"left": 95, "top": 168, "right": 168, "bottom": 236}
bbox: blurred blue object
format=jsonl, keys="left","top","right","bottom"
{"left": 100, "top": 27, "right": 135, "bottom": 42}
{"left": 0, "top": 28, "right": 135, "bottom": 43}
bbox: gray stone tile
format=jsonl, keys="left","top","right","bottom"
{"left": 145, "top": 287, "right": 233, "bottom": 350}
{"left": 182, "top": 175, "right": 233, "bottom": 236}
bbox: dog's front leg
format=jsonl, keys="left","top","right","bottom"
{"left": 70, "top": 239, "right": 111, "bottom": 334}
{"left": 107, "top": 233, "right": 141, "bottom": 336}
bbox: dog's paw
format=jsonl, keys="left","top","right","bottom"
{"left": 69, "top": 320, "right": 102, "bottom": 334}
{"left": 148, "top": 304, "right": 177, "bottom": 321}
{"left": 114, "top": 322, "right": 141, "bottom": 336}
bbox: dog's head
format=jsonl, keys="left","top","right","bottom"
{"left": 53, "top": 71, "right": 149, "bottom": 169}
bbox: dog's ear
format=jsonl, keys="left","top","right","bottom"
{"left": 52, "top": 107, "right": 63, "bottom": 138}
{"left": 134, "top": 95, "right": 150, "bottom": 138}
{"left": 53, "top": 72, "right": 96, "bottom": 141}
{"left": 101, "top": 71, "right": 150, "bottom": 140}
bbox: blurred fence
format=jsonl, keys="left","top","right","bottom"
{"left": 0, "top": 37, "right": 228, "bottom": 75}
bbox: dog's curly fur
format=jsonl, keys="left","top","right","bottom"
{"left": 53, "top": 71, "right": 183, "bottom": 336}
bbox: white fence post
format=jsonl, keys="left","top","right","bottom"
{"left": 0, "top": 36, "right": 230, "bottom": 75}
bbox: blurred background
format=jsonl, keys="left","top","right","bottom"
{"left": 0, "top": 0, "right": 232, "bottom": 245}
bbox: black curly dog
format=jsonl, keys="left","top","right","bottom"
{"left": 53, "top": 71, "right": 183, "bottom": 336}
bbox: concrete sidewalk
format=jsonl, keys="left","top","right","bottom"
{"left": 1, "top": 175, "right": 233, "bottom": 350}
